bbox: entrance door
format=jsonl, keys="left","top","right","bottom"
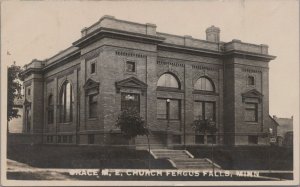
{"left": 121, "top": 93, "right": 140, "bottom": 113}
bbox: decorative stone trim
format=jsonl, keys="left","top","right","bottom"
{"left": 192, "top": 90, "right": 219, "bottom": 96}
{"left": 157, "top": 60, "right": 184, "bottom": 67}
{"left": 115, "top": 76, "right": 148, "bottom": 95}
{"left": 192, "top": 65, "right": 219, "bottom": 71}
{"left": 241, "top": 89, "right": 263, "bottom": 103}
{"left": 82, "top": 48, "right": 103, "bottom": 61}
{"left": 83, "top": 78, "right": 100, "bottom": 95}
{"left": 115, "top": 51, "right": 146, "bottom": 58}
{"left": 242, "top": 68, "right": 262, "bottom": 73}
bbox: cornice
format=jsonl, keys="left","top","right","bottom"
{"left": 223, "top": 50, "right": 276, "bottom": 62}
{"left": 158, "top": 43, "right": 223, "bottom": 58}
{"left": 73, "top": 27, "right": 165, "bottom": 48}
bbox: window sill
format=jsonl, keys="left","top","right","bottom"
{"left": 157, "top": 118, "right": 181, "bottom": 122}
{"left": 156, "top": 87, "right": 184, "bottom": 93}
{"left": 192, "top": 90, "right": 219, "bottom": 95}
{"left": 58, "top": 122, "right": 72, "bottom": 125}
{"left": 244, "top": 121, "right": 259, "bottom": 125}
{"left": 124, "top": 72, "right": 137, "bottom": 76}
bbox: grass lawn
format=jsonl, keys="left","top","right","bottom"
{"left": 184, "top": 145, "right": 293, "bottom": 170}
{"left": 7, "top": 144, "right": 174, "bottom": 169}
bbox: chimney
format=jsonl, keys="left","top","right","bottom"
{"left": 206, "top": 25, "right": 220, "bottom": 42}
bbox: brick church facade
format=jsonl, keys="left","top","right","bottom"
{"left": 20, "top": 15, "right": 276, "bottom": 147}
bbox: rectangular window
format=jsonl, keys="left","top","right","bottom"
{"left": 48, "top": 109, "right": 54, "bottom": 124}
{"left": 28, "top": 88, "right": 31, "bottom": 96}
{"left": 157, "top": 99, "right": 167, "bottom": 119}
{"left": 126, "top": 61, "right": 135, "bottom": 72}
{"left": 248, "top": 135, "right": 258, "bottom": 144}
{"left": 156, "top": 98, "right": 180, "bottom": 120}
{"left": 121, "top": 93, "right": 140, "bottom": 113}
{"left": 195, "top": 135, "right": 204, "bottom": 144}
{"left": 245, "top": 103, "right": 258, "bottom": 122}
{"left": 57, "top": 135, "right": 61, "bottom": 143}
{"left": 91, "top": 62, "right": 96, "bottom": 74}
{"left": 194, "top": 101, "right": 215, "bottom": 121}
{"left": 88, "top": 134, "right": 95, "bottom": 144}
{"left": 169, "top": 100, "right": 180, "bottom": 120}
{"left": 89, "top": 95, "right": 98, "bottom": 118}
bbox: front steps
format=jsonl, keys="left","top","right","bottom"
{"left": 151, "top": 149, "right": 221, "bottom": 170}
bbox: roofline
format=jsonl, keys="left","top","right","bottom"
{"left": 269, "top": 115, "right": 280, "bottom": 126}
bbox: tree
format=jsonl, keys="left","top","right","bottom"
{"left": 116, "top": 109, "right": 151, "bottom": 169}
{"left": 7, "top": 63, "right": 22, "bottom": 123}
{"left": 192, "top": 117, "right": 217, "bottom": 171}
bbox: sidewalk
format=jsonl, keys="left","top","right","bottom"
{"left": 7, "top": 159, "right": 77, "bottom": 180}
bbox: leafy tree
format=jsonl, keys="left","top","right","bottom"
{"left": 192, "top": 117, "right": 217, "bottom": 171}
{"left": 116, "top": 109, "right": 151, "bottom": 169}
{"left": 7, "top": 63, "right": 22, "bottom": 123}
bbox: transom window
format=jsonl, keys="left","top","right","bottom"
{"left": 59, "top": 81, "right": 74, "bottom": 123}
{"left": 89, "top": 94, "right": 98, "bottom": 118}
{"left": 157, "top": 73, "right": 180, "bottom": 89}
{"left": 194, "top": 77, "right": 214, "bottom": 92}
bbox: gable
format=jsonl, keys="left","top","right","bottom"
{"left": 83, "top": 78, "right": 100, "bottom": 89}
{"left": 83, "top": 78, "right": 100, "bottom": 95}
{"left": 115, "top": 77, "right": 147, "bottom": 92}
{"left": 241, "top": 89, "right": 263, "bottom": 102}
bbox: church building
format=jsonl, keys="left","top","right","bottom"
{"left": 20, "top": 15, "right": 276, "bottom": 147}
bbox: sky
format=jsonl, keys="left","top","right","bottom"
{"left": 1, "top": 0, "right": 299, "bottom": 125}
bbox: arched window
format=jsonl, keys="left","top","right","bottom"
{"left": 194, "top": 77, "right": 214, "bottom": 92}
{"left": 157, "top": 73, "right": 180, "bottom": 89}
{"left": 247, "top": 76, "right": 255, "bottom": 85}
{"left": 59, "top": 81, "right": 73, "bottom": 123}
{"left": 48, "top": 95, "right": 54, "bottom": 124}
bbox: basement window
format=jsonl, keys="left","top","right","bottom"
{"left": 88, "top": 134, "right": 95, "bottom": 144}
{"left": 248, "top": 135, "right": 258, "bottom": 144}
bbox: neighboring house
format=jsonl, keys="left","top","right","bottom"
{"left": 273, "top": 116, "right": 293, "bottom": 146}
{"left": 8, "top": 96, "right": 24, "bottom": 133}
{"left": 267, "top": 115, "right": 279, "bottom": 144}
{"left": 20, "top": 15, "right": 276, "bottom": 147}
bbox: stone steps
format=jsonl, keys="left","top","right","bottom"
{"left": 150, "top": 149, "right": 221, "bottom": 170}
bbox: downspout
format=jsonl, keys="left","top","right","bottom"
{"left": 145, "top": 55, "right": 148, "bottom": 145}
{"left": 76, "top": 68, "right": 80, "bottom": 145}
{"left": 183, "top": 64, "right": 186, "bottom": 148}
